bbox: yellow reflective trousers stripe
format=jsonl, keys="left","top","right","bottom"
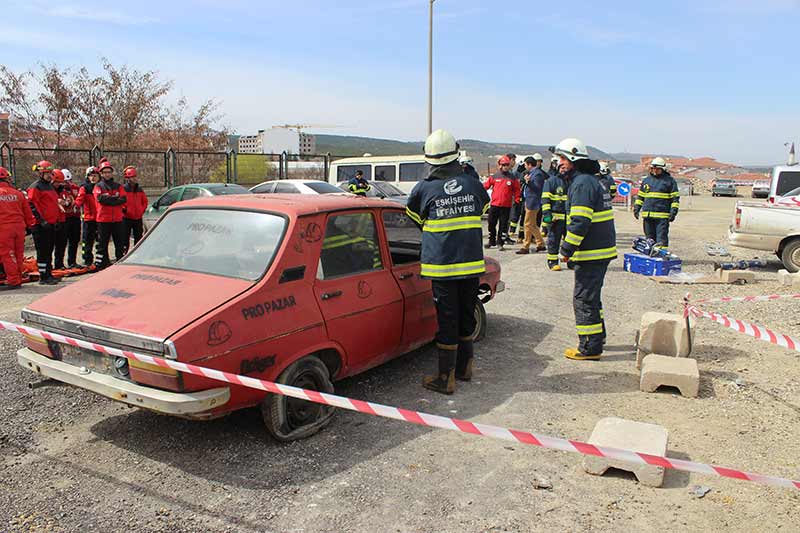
{"left": 421, "top": 259, "right": 486, "bottom": 278}
{"left": 576, "top": 323, "right": 604, "bottom": 335}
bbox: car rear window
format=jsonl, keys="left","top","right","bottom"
{"left": 305, "top": 181, "right": 343, "bottom": 194}
{"left": 777, "top": 171, "right": 800, "bottom": 196}
{"left": 210, "top": 184, "right": 251, "bottom": 195}
{"left": 124, "top": 209, "right": 285, "bottom": 280}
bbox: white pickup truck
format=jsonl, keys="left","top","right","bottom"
{"left": 728, "top": 202, "right": 800, "bottom": 271}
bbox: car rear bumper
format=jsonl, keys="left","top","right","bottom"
{"left": 727, "top": 228, "right": 780, "bottom": 252}
{"left": 18, "top": 348, "right": 230, "bottom": 418}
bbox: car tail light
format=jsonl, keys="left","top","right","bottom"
{"left": 735, "top": 207, "right": 741, "bottom": 228}
{"left": 769, "top": 197, "right": 775, "bottom": 204}
{"left": 25, "top": 335, "right": 55, "bottom": 358}
{"left": 129, "top": 358, "right": 184, "bottom": 392}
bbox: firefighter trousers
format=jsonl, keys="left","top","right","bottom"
{"left": 546, "top": 219, "right": 566, "bottom": 266}
{"left": 123, "top": 218, "right": 144, "bottom": 255}
{"left": 33, "top": 224, "right": 55, "bottom": 279}
{"left": 82, "top": 220, "right": 97, "bottom": 266}
{"left": 573, "top": 260, "right": 610, "bottom": 356}
{"left": 643, "top": 218, "right": 670, "bottom": 247}
{"left": 95, "top": 221, "right": 127, "bottom": 269}
{"left": 65, "top": 217, "right": 81, "bottom": 266}
{"left": 0, "top": 223, "right": 25, "bottom": 286}
{"left": 487, "top": 206, "right": 511, "bottom": 245}
{"left": 509, "top": 201, "right": 525, "bottom": 236}
{"left": 431, "top": 277, "right": 479, "bottom": 349}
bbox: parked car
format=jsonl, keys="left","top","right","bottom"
{"left": 775, "top": 186, "right": 800, "bottom": 207}
{"left": 728, "top": 200, "right": 800, "bottom": 271}
{"left": 337, "top": 180, "right": 409, "bottom": 206}
{"left": 249, "top": 179, "right": 344, "bottom": 195}
{"left": 143, "top": 183, "right": 250, "bottom": 230}
{"left": 767, "top": 165, "right": 800, "bottom": 204}
{"left": 751, "top": 179, "right": 771, "bottom": 198}
{"left": 17, "top": 194, "right": 504, "bottom": 441}
{"left": 712, "top": 179, "right": 737, "bottom": 197}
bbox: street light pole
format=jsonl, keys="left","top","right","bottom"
{"left": 427, "top": 0, "right": 435, "bottom": 135}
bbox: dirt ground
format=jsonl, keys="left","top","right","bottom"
{"left": 1, "top": 195, "right": 799, "bottom": 533}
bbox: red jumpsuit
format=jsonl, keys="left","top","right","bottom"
{"left": 0, "top": 181, "right": 36, "bottom": 286}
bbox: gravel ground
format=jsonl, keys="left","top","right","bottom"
{"left": 1, "top": 195, "right": 799, "bottom": 532}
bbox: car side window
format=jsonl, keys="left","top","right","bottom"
{"left": 275, "top": 182, "right": 299, "bottom": 194}
{"left": 318, "top": 213, "right": 383, "bottom": 279}
{"left": 157, "top": 188, "right": 182, "bottom": 208}
{"left": 252, "top": 183, "right": 276, "bottom": 194}
{"left": 382, "top": 211, "right": 421, "bottom": 265}
{"left": 181, "top": 188, "right": 202, "bottom": 201}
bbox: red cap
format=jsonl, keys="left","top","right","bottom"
{"left": 0, "top": 167, "right": 10, "bottom": 180}
{"left": 498, "top": 156, "right": 511, "bottom": 166}
{"left": 52, "top": 169, "right": 65, "bottom": 182}
{"left": 123, "top": 166, "right": 137, "bottom": 178}
{"left": 98, "top": 161, "right": 114, "bottom": 172}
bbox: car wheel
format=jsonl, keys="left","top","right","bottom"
{"left": 472, "top": 300, "right": 487, "bottom": 342}
{"left": 781, "top": 238, "right": 800, "bottom": 273}
{"left": 261, "top": 356, "right": 335, "bottom": 442}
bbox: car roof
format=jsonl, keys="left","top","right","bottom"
{"left": 332, "top": 155, "right": 425, "bottom": 164}
{"left": 176, "top": 183, "right": 247, "bottom": 189}
{"left": 174, "top": 193, "right": 402, "bottom": 216}
{"left": 253, "top": 179, "right": 327, "bottom": 185}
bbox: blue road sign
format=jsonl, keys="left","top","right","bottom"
{"left": 617, "top": 181, "right": 631, "bottom": 197}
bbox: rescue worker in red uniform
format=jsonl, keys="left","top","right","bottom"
{"left": 60, "top": 169, "right": 82, "bottom": 267}
{"left": 122, "top": 166, "right": 147, "bottom": 254}
{"left": 27, "top": 161, "right": 61, "bottom": 284}
{"left": 93, "top": 161, "right": 127, "bottom": 269}
{"left": 406, "top": 129, "right": 490, "bottom": 394}
{"left": 0, "top": 167, "right": 36, "bottom": 290}
{"left": 51, "top": 169, "right": 73, "bottom": 270}
{"left": 75, "top": 166, "right": 100, "bottom": 266}
{"left": 483, "top": 155, "right": 521, "bottom": 251}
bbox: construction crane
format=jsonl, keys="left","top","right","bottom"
{"left": 275, "top": 124, "right": 344, "bottom": 133}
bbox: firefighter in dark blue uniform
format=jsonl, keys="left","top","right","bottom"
{"left": 553, "top": 138, "right": 617, "bottom": 361}
{"left": 347, "top": 170, "right": 371, "bottom": 196}
{"left": 634, "top": 157, "right": 679, "bottom": 248}
{"left": 406, "top": 129, "right": 490, "bottom": 394}
{"left": 598, "top": 162, "right": 617, "bottom": 200}
{"left": 541, "top": 168, "right": 568, "bottom": 271}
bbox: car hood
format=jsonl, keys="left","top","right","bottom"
{"left": 24, "top": 265, "right": 252, "bottom": 340}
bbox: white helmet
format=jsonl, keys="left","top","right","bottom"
{"left": 650, "top": 156, "right": 667, "bottom": 169}
{"left": 532, "top": 153, "right": 543, "bottom": 161}
{"left": 85, "top": 166, "right": 97, "bottom": 177}
{"left": 552, "top": 138, "right": 589, "bottom": 162}
{"left": 458, "top": 154, "right": 473, "bottom": 166}
{"left": 61, "top": 169, "right": 72, "bottom": 181}
{"left": 599, "top": 162, "right": 610, "bottom": 175}
{"left": 424, "top": 129, "right": 459, "bottom": 166}
{"left": 551, "top": 155, "right": 559, "bottom": 164}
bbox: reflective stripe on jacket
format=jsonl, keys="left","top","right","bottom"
{"left": 541, "top": 174, "right": 568, "bottom": 226}
{"left": 560, "top": 171, "right": 617, "bottom": 263}
{"left": 635, "top": 172, "right": 679, "bottom": 219}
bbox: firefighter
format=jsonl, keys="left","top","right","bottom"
{"left": 552, "top": 138, "right": 617, "bottom": 361}
{"left": 75, "top": 166, "right": 100, "bottom": 266}
{"left": 634, "top": 157, "right": 679, "bottom": 248}
{"left": 121, "top": 166, "right": 147, "bottom": 254}
{"left": 93, "top": 161, "right": 127, "bottom": 269}
{"left": 516, "top": 155, "right": 547, "bottom": 254}
{"left": 541, "top": 162, "right": 568, "bottom": 271}
{"left": 347, "top": 170, "right": 371, "bottom": 196}
{"left": 60, "top": 169, "right": 82, "bottom": 268}
{"left": 27, "top": 161, "right": 61, "bottom": 284}
{"left": 598, "top": 162, "right": 617, "bottom": 200}
{"left": 51, "top": 169, "right": 71, "bottom": 270}
{"left": 548, "top": 155, "right": 560, "bottom": 177}
{"left": 0, "top": 167, "right": 36, "bottom": 290}
{"left": 483, "top": 155, "right": 521, "bottom": 251}
{"left": 459, "top": 154, "right": 481, "bottom": 180}
{"left": 406, "top": 129, "right": 490, "bottom": 395}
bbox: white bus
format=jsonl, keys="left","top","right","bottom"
{"left": 328, "top": 155, "right": 428, "bottom": 193}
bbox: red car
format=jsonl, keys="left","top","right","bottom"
{"left": 17, "top": 194, "right": 503, "bottom": 441}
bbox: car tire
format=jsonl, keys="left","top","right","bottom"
{"left": 261, "top": 356, "right": 335, "bottom": 442}
{"left": 781, "top": 238, "right": 800, "bottom": 273}
{"left": 472, "top": 300, "right": 487, "bottom": 342}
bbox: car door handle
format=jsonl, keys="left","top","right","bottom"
{"left": 321, "top": 290, "right": 342, "bottom": 300}
{"left": 398, "top": 272, "right": 414, "bottom": 280}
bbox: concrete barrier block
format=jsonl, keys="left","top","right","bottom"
{"left": 640, "top": 354, "right": 700, "bottom": 398}
{"left": 583, "top": 417, "right": 669, "bottom": 487}
{"left": 636, "top": 312, "right": 694, "bottom": 368}
{"left": 777, "top": 269, "right": 795, "bottom": 286}
{"left": 719, "top": 269, "right": 755, "bottom": 283}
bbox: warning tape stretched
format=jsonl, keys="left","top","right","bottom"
{"left": 1, "top": 318, "right": 799, "bottom": 491}
{"left": 692, "top": 293, "right": 800, "bottom": 305}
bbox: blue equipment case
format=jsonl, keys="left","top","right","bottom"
{"left": 623, "top": 253, "right": 682, "bottom": 276}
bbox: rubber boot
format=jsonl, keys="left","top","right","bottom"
{"left": 564, "top": 348, "right": 600, "bottom": 361}
{"left": 548, "top": 261, "right": 561, "bottom": 271}
{"left": 455, "top": 340, "right": 474, "bottom": 382}
{"left": 423, "top": 348, "right": 457, "bottom": 394}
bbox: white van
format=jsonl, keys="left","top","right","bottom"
{"left": 328, "top": 155, "right": 428, "bottom": 193}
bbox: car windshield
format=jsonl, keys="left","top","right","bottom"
{"left": 372, "top": 182, "right": 405, "bottom": 197}
{"left": 124, "top": 209, "right": 285, "bottom": 280}
{"left": 210, "top": 184, "right": 251, "bottom": 195}
{"left": 305, "top": 181, "right": 343, "bottom": 194}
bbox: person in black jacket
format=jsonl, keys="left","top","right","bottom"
{"left": 634, "top": 157, "right": 679, "bottom": 248}
{"left": 347, "top": 171, "right": 371, "bottom": 196}
{"left": 406, "top": 129, "right": 490, "bottom": 395}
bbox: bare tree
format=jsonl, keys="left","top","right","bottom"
{"left": 38, "top": 64, "right": 72, "bottom": 150}
{"left": 0, "top": 66, "right": 46, "bottom": 153}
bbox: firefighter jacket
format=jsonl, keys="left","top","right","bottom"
{"left": 406, "top": 160, "right": 490, "bottom": 280}
{"left": 55, "top": 184, "right": 77, "bottom": 222}
{"left": 347, "top": 177, "right": 371, "bottom": 196}
{"left": 0, "top": 181, "right": 36, "bottom": 227}
{"left": 560, "top": 168, "right": 617, "bottom": 263}
{"left": 27, "top": 179, "right": 60, "bottom": 225}
{"left": 524, "top": 167, "right": 548, "bottom": 211}
{"left": 462, "top": 164, "right": 480, "bottom": 180}
{"left": 599, "top": 174, "right": 617, "bottom": 199}
{"left": 75, "top": 180, "right": 98, "bottom": 222}
{"left": 93, "top": 179, "right": 127, "bottom": 223}
{"left": 123, "top": 182, "right": 148, "bottom": 220}
{"left": 483, "top": 171, "right": 521, "bottom": 208}
{"left": 635, "top": 171, "right": 679, "bottom": 219}
{"left": 541, "top": 173, "right": 567, "bottom": 227}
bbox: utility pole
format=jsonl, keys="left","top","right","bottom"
{"left": 428, "top": 0, "right": 435, "bottom": 135}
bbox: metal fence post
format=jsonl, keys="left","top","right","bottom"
{"left": 233, "top": 151, "right": 238, "bottom": 183}
{"left": 324, "top": 152, "right": 331, "bottom": 182}
{"left": 166, "top": 147, "right": 177, "bottom": 188}
{"left": 90, "top": 144, "right": 103, "bottom": 166}
{"left": 280, "top": 151, "right": 287, "bottom": 180}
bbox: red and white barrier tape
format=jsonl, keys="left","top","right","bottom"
{"left": 1, "top": 318, "right": 799, "bottom": 491}
{"left": 693, "top": 293, "right": 800, "bottom": 305}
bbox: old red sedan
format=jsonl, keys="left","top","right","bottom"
{"left": 17, "top": 194, "right": 503, "bottom": 440}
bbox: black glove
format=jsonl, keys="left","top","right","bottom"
{"left": 633, "top": 210, "right": 640, "bottom": 220}
{"left": 669, "top": 212, "right": 677, "bottom": 222}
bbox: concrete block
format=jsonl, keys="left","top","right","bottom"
{"left": 718, "top": 269, "right": 755, "bottom": 283}
{"left": 636, "top": 312, "right": 694, "bottom": 368}
{"left": 640, "top": 354, "right": 700, "bottom": 398}
{"left": 776, "top": 269, "right": 795, "bottom": 286}
{"left": 583, "top": 417, "right": 669, "bottom": 487}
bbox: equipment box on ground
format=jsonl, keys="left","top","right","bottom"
{"left": 624, "top": 253, "right": 682, "bottom": 276}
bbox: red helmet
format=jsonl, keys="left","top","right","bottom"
{"left": 51, "top": 169, "right": 65, "bottom": 182}
{"left": 123, "top": 166, "right": 137, "bottom": 178}
{"left": 33, "top": 160, "right": 54, "bottom": 173}
{"left": 98, "top": 161, "right": 114, "bottom": 172}
{"left": 98, "top": 157, "right": 109, "bottom": 165}
{"left": 0, "top": 167, "right": 10, "bottom": 180}
{"left": 498, "top": 155, "right": 511, "bottom": 166}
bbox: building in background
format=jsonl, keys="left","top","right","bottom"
{"left": 0, "top": 113, "right": 9, "bottom": 143}
{"left": 238, "top": 131, "right": 264, "bottom": 154}
{"left": 236, "top": 126, "right": 316, "bottom": 155}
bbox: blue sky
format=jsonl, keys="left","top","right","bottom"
{"left": 2, "top": 0, "right": 799, "bottom": 165}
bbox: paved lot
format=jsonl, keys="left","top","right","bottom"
{"left": 2, "top": 195, "right": 799, "bottom": 532}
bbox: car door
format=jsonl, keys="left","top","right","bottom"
{"left": 381, "top": 209, "right": 436, "bottom": 352}
{"left": 313, "top": 211, "right": 403, "bottom": 375}
{"left": 145, "top": 187, "right": 183, "bottom": 229}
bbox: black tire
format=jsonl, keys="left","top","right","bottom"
{"left": 261, "top": 356, "right": 335, "bottom": 442}
{"left": 472, "top": 300, "right": 487, "bottom": 342}
{"left": 781, "top": 239, "right": 800, "bottom": 273}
